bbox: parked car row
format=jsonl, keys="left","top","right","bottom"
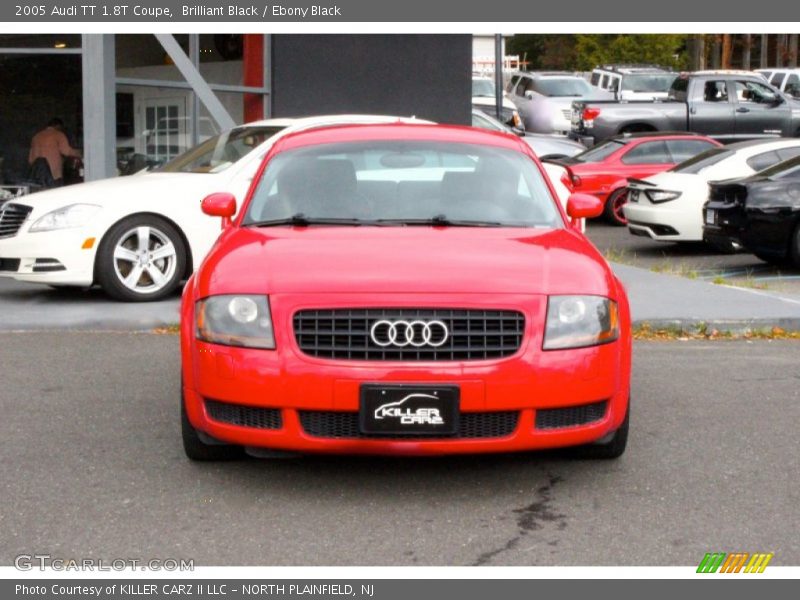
{"left": 551, "top": 132, "right": 722, "bottom": 225}
{"left": 571, "top": 70, "right": 800, "bottom": 146}
{"left": 620, "top": 137, "right": 800, "bottom": 267}
{"left": 0, "top": 111, "right": 589, "bottom": 302}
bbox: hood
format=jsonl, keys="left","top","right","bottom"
{"left": 197, "top": 227, "right": 614, "bottom": 296}
{"left": 9, "top": 172, "right": 214, "bottom": 214}
{"left": 472, "top": 96, "right": 516, "bottom": 111}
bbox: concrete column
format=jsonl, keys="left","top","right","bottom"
{"left": 81, "top": 34, "right": 116, "bottom": 181}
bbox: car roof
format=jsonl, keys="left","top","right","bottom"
{"left": 274, "top": 123, "right": 527, "bottom": 153}
{"left": 511, "top": 71, "right": 581, "bottom": 79}
{"left": 727, "top": 138, "right": 800, "bottom": 154}
{"left": 594, "top": 65, "right": 672, "bottom": 74}
{"left": 690, "top": 70, "right": 765, "bottom": 77}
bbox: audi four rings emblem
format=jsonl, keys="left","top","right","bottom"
{"left": 369, "top": 319, "right": 449, "bottom": 348}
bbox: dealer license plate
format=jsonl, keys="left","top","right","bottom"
{"left": 359, "top": 384, "right": 459, "bottom": 436}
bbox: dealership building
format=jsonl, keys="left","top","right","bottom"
{"left": 0, "top": 34, "right": 471, "bottom": 186}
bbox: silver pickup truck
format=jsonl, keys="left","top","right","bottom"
{"left": 570, "top": 71, "right": 800, "bottom": 146}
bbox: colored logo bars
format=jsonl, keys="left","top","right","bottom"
{"left": 697, "top": 552, "right": 774, "bottom": 573}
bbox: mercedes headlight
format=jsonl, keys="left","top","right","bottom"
{"left": 196, "top": 295, "right": 275, "bottom": 349}
{"left": 543, "top": 295, "right": 619, "bottom": 350}
{"left": 29, "top": 204, "right": 101, "bottom": 232}
{"left": 645, "top": 190, "right": 681, "bottom": 203}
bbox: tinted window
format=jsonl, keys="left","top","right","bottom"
{"left": 621, "top": 74, "right": 677, "bottom": 93}
{"left": 157, "top": 126, "right": 283, "bottom": 173}
{"left": 755, "top": 155, "right": 800, "bottom": 179}
{"left": 671, "top": 147, "right": 733, "bottom": 173}
{"left": 621, "top": 141, "right": 672, "bottom": 165}
{"left": 244, "top": 141, "right": 561, "bottom": 228}
{"left": 471, "top": 111, "right": 506, "bottom": 132}
{"left": 669, "top": 76, "right": 689, "bottom": 101}
{"left": 746, "top": 151, "right": 781, "bottom": 172}
{"left": 573, "top": 139, "right": 626, "bottom": 163}
{"left": 590, "top": 72, "right": 601, "bottom": 85}
{"left": 777, "top": 146, "right": 800, "bottom": 161}
{"left": 666, "top": 139, "right": 718, "bottom": 163}
{"left": 515, "top": 77, "right": 533, "bottom": 98}
{"left": 531, "top": 78, "right": 593, "bottom": 97}
{"left": 735, "top": 80, "right": 779, "bottom": 104}
{"left": 505, "top": 75, "right": 520, "bottom": 93}
{"left": 702, "top": 80, "right": 729, "bottom": 102}
{"left": 600, "top": 74, "right": 609, "bottom": 88}
{"left": 785, "top": 74, "right": 800, "bottom": 98}
{"left": 769, "top": 72, "right": 786, "bottom": 88}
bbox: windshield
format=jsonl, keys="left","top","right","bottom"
{"left": 472, "top": 79, "right": 496, "bottom": 97}
{"left": 573, "top": 139, "right": 625, "bottom": 163}
{"left": 157, "top": 126, "right": 284, "bottom": 173}
{"left": 535, "top": 78, "right": 593, "bottom": 97}
{"left": 242, "top": 141, "right": 561, "bottom": 228}
{"left": 756, "top": 155, "right": 800, "bottom": 179}
{"left": 621, "top": 74, "right": 677, "bottom": 93}
{"left": 671, "top": 147, "right": 733, "bottom": 174}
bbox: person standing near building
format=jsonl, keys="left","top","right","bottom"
{"left": 28, "top": 118, "right": 82, "bottom": 188}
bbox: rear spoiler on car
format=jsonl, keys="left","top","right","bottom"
{"left": 541, "top": 158, "right": 578, "bottom": 191}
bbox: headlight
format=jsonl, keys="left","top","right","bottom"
{"left": 543, "top": 295, "right": 619, "bottom": 350}
{"left": 29, "top": 204, "right": 101, "bottom": 232}
{"left": 196, "top": 295, "right": 275, "bottom": 349}
{"left": 645, "top": 190, "right": 681, "bottom": 203}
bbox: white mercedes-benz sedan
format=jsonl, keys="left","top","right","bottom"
{"left": 0, "top": 115, "right": 428, "bottom": 301}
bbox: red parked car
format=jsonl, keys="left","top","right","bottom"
{"left": 180, "top": 123, "right": 632, "bottom": 460}
{"left": 558, "top": 133, "right": 722, "bottom": 225}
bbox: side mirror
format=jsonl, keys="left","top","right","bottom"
{"left": 201, "top": 192, "right": 237, "bottom": 228}
{"left": 511, "top": 125, "right": 526, "bottom": 137}
{"left": 524, "top": 90, "right": 534, "bottom": 100}
{"left": 566, "top": 192, "right": 604, "bottom": 224}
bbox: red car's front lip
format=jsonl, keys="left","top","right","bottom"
{"left": 181, "top": 292, "right": 631, "bottom": 456}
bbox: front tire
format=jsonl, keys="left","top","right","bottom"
{"left": 181, "top": 393, "right": 243, "bottom": 461}
{"left": 569, "top": 405, "right": 629, "bottom": 459}
{"left": 603, "top": 188, "right": 628, "bottom": 226}
{"left": 96, "top": 215, "right": 187, "bottom": 302}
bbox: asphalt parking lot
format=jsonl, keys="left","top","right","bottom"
{"left": 586, "top": 221, "right": 800, "bottom": 297}
{"left": 1, "top": 331, "right": 798, "bottom": 566}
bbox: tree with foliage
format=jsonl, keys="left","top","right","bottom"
{"left": 507, "top": 34, "right": 689, "bottom": 71}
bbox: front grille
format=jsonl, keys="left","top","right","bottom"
{"left": 205, "top": 399, "right": 282, "bottom": 429}
{"left": 0, "top": 258, "right": 20, "bottom": 272}
{"left": 535, "top": 401, "right": 607, "bottom": 430}
{"left": 299, "top": 410, "right": 519, "bottom": 439}
{"left": 294, "top": 308, "right": 525, "bottom": 361}
{"left": 0, "top": 203, "right": 33, "bottom": 239}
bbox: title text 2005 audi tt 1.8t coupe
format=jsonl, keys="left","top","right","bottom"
{"left": 180, "top": 124, "right": 632, "bottom": 460}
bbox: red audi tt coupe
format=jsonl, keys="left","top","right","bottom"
{"left": 180, "top": 123, "right": 632, "bottom": 460}
{"left": 558, "top": 133, "right": 722, "bottom": 225}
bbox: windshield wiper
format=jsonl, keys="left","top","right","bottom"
{"left": 246, "top": 213, "right": 373, "bottom": 227}
{"left": 375, "top": 214, "right": 506, "bottom": 227}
